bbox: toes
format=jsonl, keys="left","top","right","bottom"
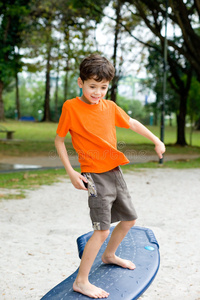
{"left": 96, "top": 288, "right": 109, "bottom": 298}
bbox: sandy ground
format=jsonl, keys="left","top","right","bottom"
{"left": 0, "top": 168, "right": 200, "bottom": 300}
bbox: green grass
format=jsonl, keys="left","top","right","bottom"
{"left": 116, "top": 126, "right": 200, "bottom": 146}
{"left": 0, "top": 168, "right": 67, "bottom": 190}
{"left": 1, "top": 121, "right": 200, "bottom": 145}
{"left": 0, "top": 120, "right": 59, "bottom": 141}
{"left": 0, "top": 191, "right": 26, "bottom": 200}
{"left": 122, "top": 157, "right": 200, "bottom": 170}
{"left": 0, "top": 168, "right": 67, "bottom": 200}
{"left": 0, "top": 121, "right": 200, "bottom": 156}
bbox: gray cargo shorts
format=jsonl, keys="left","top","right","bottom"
{"left": 82, "top": 166, "right": 138, "bottom": 231}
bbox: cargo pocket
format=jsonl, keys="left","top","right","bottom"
{"left": 82, "top": 172, "right": 97, "bottom": 197}
{"left": 88, "top": 196, "right": 101, "bottom": 209}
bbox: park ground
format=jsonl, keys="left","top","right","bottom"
{"left": 0, "top": 121, "right": 200, "bottom": 299}
{"left": 0, "top": 169, "right": 200, "bottom": 300}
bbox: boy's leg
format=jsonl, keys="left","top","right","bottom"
{"left": 73, "top": 229, "right": 110, "bottom": 299}
{"left": 102, "top": 220, "right": 136, "bottom": 269}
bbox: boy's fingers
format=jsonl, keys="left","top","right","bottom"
{"left": 79, "top": 176, "right": 88, "bottom": 190}
{"left": 81, "top": 183, "right": 87, "bottom": 190}
{"left": 81, "top": 175, "right": 88, "bottom": 183}
{"left": 76, "top": 179, "right": 87, "bottom": 190}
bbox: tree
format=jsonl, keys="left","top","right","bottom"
{"left": 0, "top": 0, "right": 32, "bottom": 120}
{"left": 110, "top": 0, "right": 123, "bottom": 102}
{"left": 119, "top": 0, "right": 199, "bottom": 145}
{"left": 125, "top": 0, "right": 200, "bottom": 80}
{"left": 23, "top": 0, "right": 62, "bottom": 122}
{"left": 3, "top": 76, "right": 45, "bottom": 120}
{"left": 117, "top": 95, "right": 146, "bottom": 121}
{"left": 187, "top": 77, "right": 200, "bottom": 144}
{"left": 23, "top": 0, "right": 110, "bottom": 121}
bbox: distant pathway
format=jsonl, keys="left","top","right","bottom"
{"left": 0, "top": 153, "right": 199, "bottom": 171}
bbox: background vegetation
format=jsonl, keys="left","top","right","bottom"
{"left": 1, "top": 0, "right": 200, "bottom": 147}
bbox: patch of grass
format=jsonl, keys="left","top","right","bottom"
{"left": 117, "top": 143, "right": 200, "bottom": 156}
{"left": 0, "top": 121, "right": 59, "bottom": 141}
{"left": 0, "top": 191, "right": 26, "bottom": 200}
{"left": 0, "top": 139, "right": 200, "bottom": 157}
{"left": 162, "top": 157, "right": 200, "bottom": 168}
{"left": 0, "top": 140, "right": 75, "bottom": 156}
{"left": 121, "top": 157, "right": 200, "bottom": 171}
{"left": 116, "top": 126, "right": 200, "bottom": 146}
{"left": 1, "top": 121, "right": 200, "bottom": 156}
{"left": 1, "top": 120, "right": 199, "bottom": 147}
{"left": 0, "top": 168, "right": 69, "bottom": 200}
{"left": 0, "top": 168, "right": 67, "bottom": 189}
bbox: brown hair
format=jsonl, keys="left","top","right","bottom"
{"left": 80, "top": 54, "right": 115, "bottom": 82}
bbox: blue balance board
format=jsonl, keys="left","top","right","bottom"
{"left": 41, "top": 226, "right": 160, "bottom": 300}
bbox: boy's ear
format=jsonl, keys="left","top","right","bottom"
{"left": 77, "top": 77, "right": 83, "bottom": 88}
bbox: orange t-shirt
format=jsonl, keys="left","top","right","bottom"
{"left": 56, "top": 97, "right": 130, "bottom": 173}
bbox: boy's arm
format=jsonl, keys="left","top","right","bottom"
{"left": 55, "top": 134, "right": 87, "bottom": 190}
{"left": 129, "top": 118, "right": 166, "bottom": 159}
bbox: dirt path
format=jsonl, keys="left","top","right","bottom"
{"left": 0, "top": 153, "right": 199, "bottom": 170}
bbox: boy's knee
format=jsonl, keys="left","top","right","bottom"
{"left": 100, "top": 229, "right": 110, "bottom": 241}
{"left": 130, "top": 219, "right": 136, "bottom": 227}
{"left": 121, "top": 219, "right": 136, "bottom": 229}
{"left": 94, "top": 229, "right": 110, "bottom": 242}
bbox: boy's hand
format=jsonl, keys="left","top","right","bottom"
{"left": 68, "top": 170, "right": 88, "bottom": 190}
{"left": 155, "top": 140, "right": 166, "bottom": 159}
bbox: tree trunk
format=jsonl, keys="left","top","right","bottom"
{"left": 110, "top": 0, "right": 122, "bottom": 102}
{"left": 176, "top": 93, "right": 187, "bottom": 146}
{"left": 64, "top": 59, "right": 69, "bottom": 102}
{"left": 15, "top": 72, "right": 21, "bottom": 119}
{"left": 153, "top": 106, "right": 158, "bottom": 126}
{"left": 195, "top": 118, "right": 200, "bottom": 130}
{"left": 110, "top": 76, "right": 119, "bottom": 103}
{"left": 64, "top": 71, "right": 68, "bottom": 101}
{"left": 0, "top": 81, "right": 5, "bottom": 121}
{"left": 54, "top": 58, "right": 59, "bottom": 122}
{"left": 43, "top": 45, "right": 51, "bottom": 122}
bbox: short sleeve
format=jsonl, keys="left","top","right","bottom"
{"left": 56, "top": 102, "right": 71, "bottom": 137}
{"left": 115, "top": 103, "right": 130, "bottom": 128}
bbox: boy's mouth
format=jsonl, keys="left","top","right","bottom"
{"left": 91, "top": 96, "right": 100, "bottom": 101}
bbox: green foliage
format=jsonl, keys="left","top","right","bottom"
{"left": 3, "top": 72, "right": 80, "bottom": 120}
{"left": 116, "top": 94, "right": 147, "bottom": 122}
{"left": 3, "top": 77, "right": 45, "bottom": 119}
{"left": 69, "top": 0, "right": 110, "bottom": 22}
{"left": 0, "top": 0, "right": 32, "bottom": 84}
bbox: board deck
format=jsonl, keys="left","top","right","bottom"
{"left": 41, "top": 226, "right": 160, "bottom": 300}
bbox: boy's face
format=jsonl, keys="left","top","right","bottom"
{"left": 78, "top": 78, "right": 109, "bottom": 105}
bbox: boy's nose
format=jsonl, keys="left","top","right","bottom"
{"left": 94, "top": 89, "right": 101, "bottom": 95}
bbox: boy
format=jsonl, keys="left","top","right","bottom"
{"left": 55, "top": 54, "right": 165, "bottom": 299}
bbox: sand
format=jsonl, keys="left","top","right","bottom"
{"left": 0, "top": 168, "right": 200, "bottom": 300}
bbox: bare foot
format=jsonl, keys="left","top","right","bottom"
{"left": 73, "top": 279, "right": 109, "bottom": 299}
{"left": 102, "top": 253, "right": 136, "bottom": 270}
